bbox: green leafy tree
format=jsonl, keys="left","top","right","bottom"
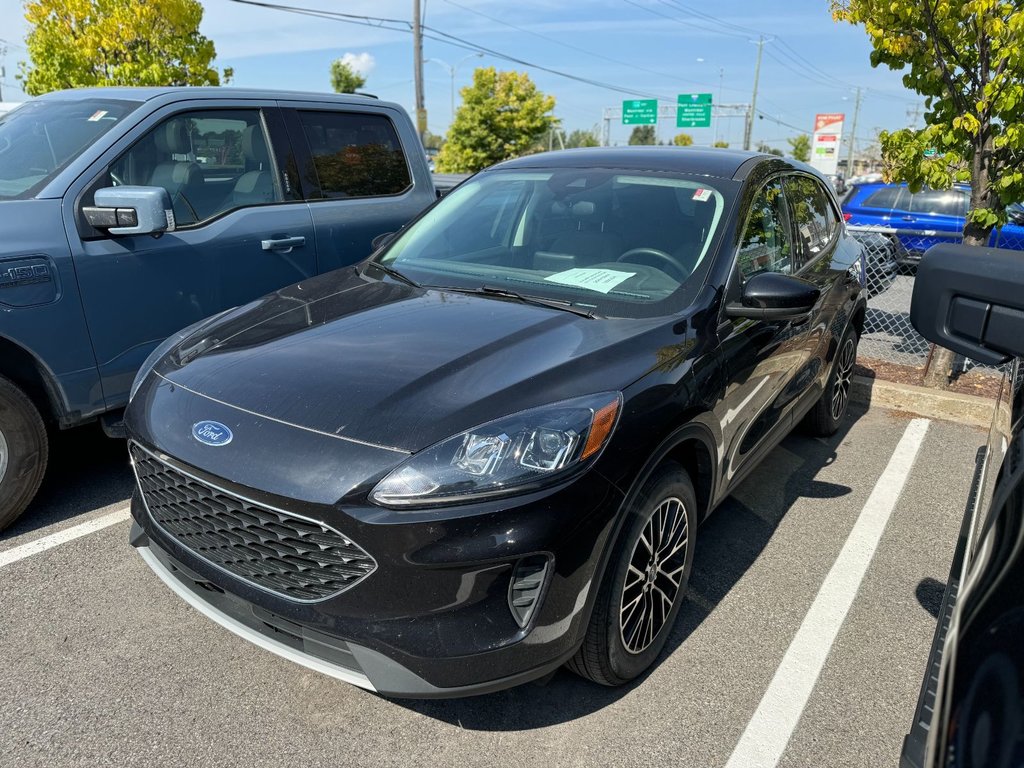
{"left": 437, "top": 67, "right": 556, "bottom": 173}
{"left": 757, "top": 141, "right": 784, "bottom": 157}
{"left": 564, "top": 128, "right": 600, "bottom": 148}
{"left": 20, "top": 0, "right": 230, "bottom": 95}
{"left": 673, "top": 132, "right": 694, "bottom": 147}
{"left": 329, "top": 59, "right": 366, "bottom": 94}
{"left": 713, "top": 140, "right": 730, "bottom": 148}
{"left": 628, "top": 125, "right": 656, "bottom": 145}
{"left": 833, "top": 0, "right": 1024, "bottom": 387}
{"left": 788, "top": 133, "right": 812, "bottom": 162}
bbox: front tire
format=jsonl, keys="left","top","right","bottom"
{"left": 804, "top": 324, "right": 858, "bottom": 437}
{"left": 568, "top": 462, "right": 696, "bottom": 686}
{"left": 0, "top": 375, "right": 48, "bottom": 532}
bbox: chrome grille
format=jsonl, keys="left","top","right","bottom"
{"left": 130, "top": 443, "right": 375, "bottom": 601}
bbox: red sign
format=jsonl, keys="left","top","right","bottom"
{"left": 814, "top": 113, "right": 845, "bottom": 132}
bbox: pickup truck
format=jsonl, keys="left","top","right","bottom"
{"left": 0, "top": 87, "right": 436, "bottom": 530}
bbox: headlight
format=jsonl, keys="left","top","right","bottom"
{"left": 128, "top": 308, "right": 236, "bottom": 403}
{"left": 370, "top": 392, "right": 621, "bottom": 507}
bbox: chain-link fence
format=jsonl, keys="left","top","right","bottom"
{"left": 851, "top": 224, "right": 1024, "bottom": 374}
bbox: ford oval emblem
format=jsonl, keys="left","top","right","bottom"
{"left": 192, "top": 420, "right": 233, "bottom": 446}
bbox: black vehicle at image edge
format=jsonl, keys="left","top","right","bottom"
{"left": 125, "top": 148, "right": 867, "bottom": 697}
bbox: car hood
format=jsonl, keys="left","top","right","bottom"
{"left": 150, "top": 268, "right": 682, "bottom": 453}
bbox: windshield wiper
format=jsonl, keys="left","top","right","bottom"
{"left": 366, "top": 261, "right": 420, "bottom": 289}
{"left": 436, "top": 285, "right": 595, "bottom": 318}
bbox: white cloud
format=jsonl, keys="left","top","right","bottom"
{"left": 338, "top": 51, "right": 375, "bottom": 76}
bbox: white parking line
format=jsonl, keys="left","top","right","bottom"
{"left": 0, "top": 506, "right": 131, "bottom": 569}
{"left": 724, "top": 417, "right": 931, "bottom": 768}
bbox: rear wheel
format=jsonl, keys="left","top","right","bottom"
{"left": 0, "top": 375, "right": 48, "bottom": 532}
{"left": 804, "top": 324, "right": 858, "bottom": 437}
{"left": 568, "top": 462, "right": 696, "bottom": 686}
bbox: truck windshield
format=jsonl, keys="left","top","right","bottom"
{"left": 0, "top": 98, "right": 140, "bottom": 200}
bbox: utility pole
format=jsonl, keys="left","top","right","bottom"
{"left": 412, "top": 0, "right": 426, "bottom": 145}
{"left": 846, "top": 87, "right": 862, "bottom": 177}
{"left": 743, "top": 36, "right": 765, "bottom": 151}
{"left": 715, "top": 67, "right": 724, "bottom": 144}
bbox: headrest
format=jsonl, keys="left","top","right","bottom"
{"left": 154, "top": 120, "right": 191, "bottom": 155}
{"left": 242, "top": 124, "right": 269, "bottom": 163}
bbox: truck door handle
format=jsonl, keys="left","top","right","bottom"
{"left": 261, "top": 236, "right": 306, "bottom": 252}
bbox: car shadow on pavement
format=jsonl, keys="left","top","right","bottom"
{"left": 1, "top": 424, "right": 133, "bottom": 540}
{"left": 398, "top": 404, "right": 866, "bottom": 729}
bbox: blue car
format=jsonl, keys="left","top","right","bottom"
{"left": 841, "top": 182, "right": 1024, "bottom": 267}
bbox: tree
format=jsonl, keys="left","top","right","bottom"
{"left": 833, "top": 1, "right": 1024, "bottom": 387}
{"left": 788, "top": 134, "right": 812, "bottom": 162}
{"left": 565, "top": 128, "right": 600, "bottom": 148}
{"left": 713, "top": 140, "right": 730, "bottom": 148}
{"left": 436, "top": 67, "right": 556, "bottom": 173}
{"left": 757, "top": 141, "right": 784, "bottom": 157}
{"left": 421, "top": 130, "right": 444, "bottom": 151}
{"left": 330, "top": 59, "right": 366, "bottom": 94}
{"left": 673, "top": 132, "right": 694, "bottom": 147}
{"left": 629, "top": 125, "right": 656, "bottom": 145}
{"left": 20, "top": 0, "right": 229, "bottom": 95}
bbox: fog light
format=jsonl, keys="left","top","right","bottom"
{"left": 508, "top": 555, "right": 550, "bottom": 628}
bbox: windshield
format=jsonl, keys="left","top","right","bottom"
{"left": 378, "top": 167, "right": 734, "bottom": 318}
{"left": 0, "top": 98, "right": 140, "bottom": 200}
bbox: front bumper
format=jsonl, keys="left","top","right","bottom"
{"left": 128, "top": 447, "right": 624, "bottom": 697}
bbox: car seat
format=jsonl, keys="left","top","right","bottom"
{"left": 231, "top": 125, "right": 276, "bottom": 206}
{"left": 148, "top": 120, "right": 205, "bottom": 225}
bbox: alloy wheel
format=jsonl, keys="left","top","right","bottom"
{"left": 831, "top": 337, "right": 856, "bottom": 422}
{"left": 0, "top": 427, "right": 8, "bottom": 486}
{"left": 619, "top": 496, "right": 689, "bottom": 655}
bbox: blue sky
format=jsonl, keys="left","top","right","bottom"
{"left": 0, "top": 0, "right": 923, "bottom": 152}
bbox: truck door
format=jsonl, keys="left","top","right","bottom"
{"left": 61, "top": 101, "right": 317, "bottom": 409}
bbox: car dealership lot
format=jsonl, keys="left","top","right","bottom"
{"left": 1, "top": 406, "right": 980, "bottom": 767}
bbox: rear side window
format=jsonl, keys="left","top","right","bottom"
{"left": 297, "top": 111, "right": 411, "bottom": 199}
{"left": 862, "top": 186, "right": 908, "bottom": 210}
{"left": 909, "top": 189, "right": 969, "bottom": 217}
{"left": 785, "top": 175, "right": 838, "bottom": 262}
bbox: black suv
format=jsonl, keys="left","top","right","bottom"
{"left": 125, "top": 148, "right": 868, "bottom": 697}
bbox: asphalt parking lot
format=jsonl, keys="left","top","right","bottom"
{"left": 1, "top": 404, "right": 981, "bottom": 768}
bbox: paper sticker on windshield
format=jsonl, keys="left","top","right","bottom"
{"left": 544, "top": 268, "right": 636, "bottom": 294}
{"left": 87, "top": 110, "right": 108, "bottom": 122}
{"left": 692, "top": 188, "right": 712, "bottom": 202}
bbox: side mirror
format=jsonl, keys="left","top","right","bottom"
{"left": 371, "top": 232, "right": 396, "bottom": 251}
{"left": 726, "top": 272, "right": 821, "bottom": 320}
{"left": 910, "top": 243, "right": 1024, "bottom": 364}
{"left": 83, "top": 186, "right": 173, "bottom": 236}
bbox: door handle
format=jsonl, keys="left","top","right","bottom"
{"left": 900, "top": 215, "right": 915, "bottom": 221}
{"left": 261, "top": 236, "right": 306, "bottom": 252}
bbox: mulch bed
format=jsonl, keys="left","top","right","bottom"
{"left": 855, "top": 356, "right": 1005, "bottom": 400}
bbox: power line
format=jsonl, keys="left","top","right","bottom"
{"left": 622, "top": 0, "right": 750, "bottom": 41}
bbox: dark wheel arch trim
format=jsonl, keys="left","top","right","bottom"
{"left": 0, "top": 333, "right": 70, "bottom": 426}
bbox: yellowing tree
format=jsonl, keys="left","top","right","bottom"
{"left": 20, "top": 0, "right": 230, "bottom": 96}
{"left": 437, "top": 67, "right": 556, "bottom": 173}
{"left": 673, "top": 132, "right": 694, "bottom": 146}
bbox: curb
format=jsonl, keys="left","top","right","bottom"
{"left": 850, "top": 375, "right": 995, "bottom": 428}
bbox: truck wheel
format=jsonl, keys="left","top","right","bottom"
{"left": 0, "top": 375, "right": 48, "bottom": 532}
{"left": 803, "top": 324, "right": 859, "bottom": 437}
{"left": 567, "top": 462, "right": 696, "bottom": 686}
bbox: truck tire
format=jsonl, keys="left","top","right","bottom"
{"left": 0, "top": 375, "right": 48, "bottom": 532}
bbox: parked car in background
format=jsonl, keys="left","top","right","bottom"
{"left": 842, "top": 182, "right": 1024, "bottom": 269}
{"left": 0, "top": 87, "right": 436, "bottom": 531}
{"left": 902, "top": 243, "right": 1024, "bottom": 767}
{"left": 125, "top": 148, "right": 867, "bottom": 698}
{"left": 826, "top": 173, "right": 846, "bottom": 195}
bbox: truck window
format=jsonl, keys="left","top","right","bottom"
{"left": 296, "top": 111, "right": 412, "bottom": 199}
{"left": 0, "top": 98, "right": 139, "bottom": 200}
{"left": 108, "top": 109, "right": 283, "bottom": 227}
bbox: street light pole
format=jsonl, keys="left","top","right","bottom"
{"left": 426, "top": 53, "right": 483, "bottom": 124}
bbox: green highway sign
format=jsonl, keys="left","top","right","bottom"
{"left": 677, "top": 93, "right": 712, "bottom": 128}
{"left": 923, "top": 147, "right": 938, "bottom": 157}
{"left": 622, "top": 99, "right": 658, "bottom": 125}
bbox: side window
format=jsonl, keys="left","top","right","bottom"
{"left": 910, "top": 189, "right": 969, "bottom": 217}
{"left": 785, "top": 175, "right": 839, "bottom": 262}
{"left": 296, "top": 111, "right": 411, "bottom": 199}
{"left": 738, "top": 178, "right": 792, "bottom": 278}
{"left": 109, "top": 109, "right": 281, "bottom": 228}
{"left": 862, "top": 186, "right": 907, "bottom": 210}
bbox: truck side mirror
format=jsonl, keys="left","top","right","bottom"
{"left": 83, "top": 186, "right": 174, "bottom": 236}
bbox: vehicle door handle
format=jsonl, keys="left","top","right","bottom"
{"left": 261, "top": 236, "right": 306, "bottom": 251}
{"left": 900, "top": 215, "right": 915, "bottom": 221}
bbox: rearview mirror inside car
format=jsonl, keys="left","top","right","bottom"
{"left": 83, "top": 186, "right": 173, "bottom": 236}
{"left": 726, "top": 272, "right": 821, "bottom": 320}
{"left": 911, "top": 243, "right": 1024, "bottom": 364}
